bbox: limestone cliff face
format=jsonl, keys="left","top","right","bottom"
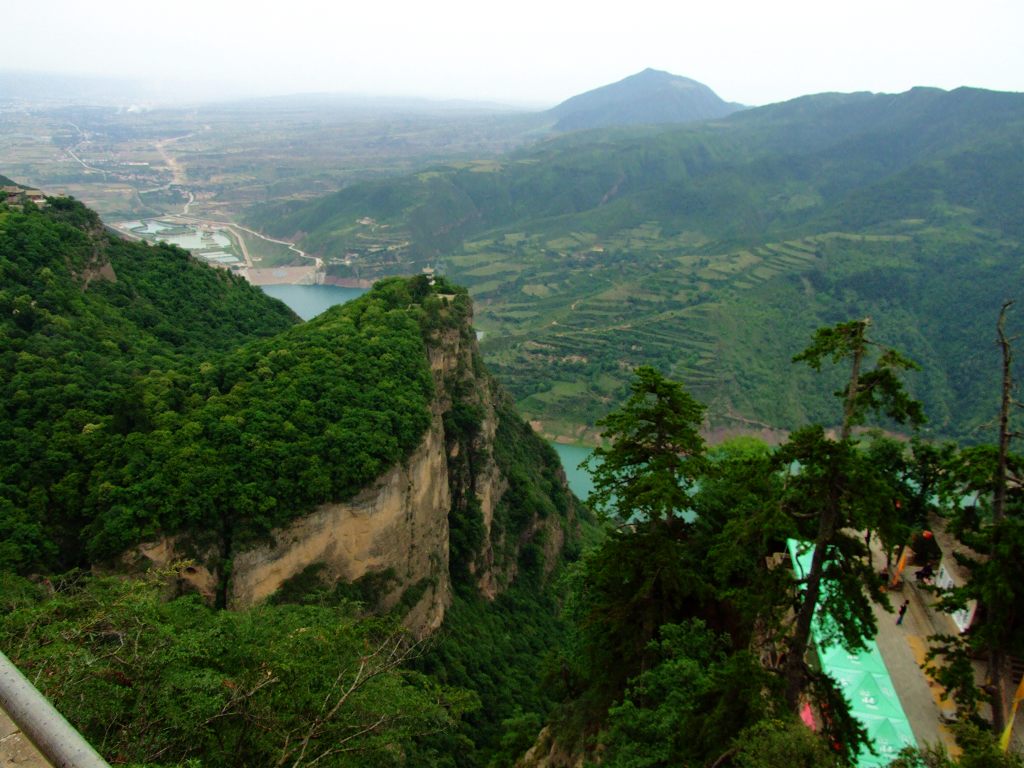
{"left": 440, "top": 319, "right": 578, "bottom": 599}
{"left": 426, "top": 309, "right": 577, "bottom": 601}
{"left": 121, "top": 403, "right": 452, "bottom": 634}
{"left": 515, "top": 726, "right": 583, "bottom": 768}
{"left": 228, "top": 409, "right": 451, "bottom": 633}
{"left": 124, "top": 291, "right": 579, "bottom": 635}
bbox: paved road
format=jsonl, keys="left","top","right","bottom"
{"left": 870, "top": 571, "right": 960, "bottom": 755}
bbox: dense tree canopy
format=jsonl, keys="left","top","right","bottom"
{"left": 550, "top": 371, "right": 804, "bottom": 765}
{"left": 0, "top": 571, "right": 473, "bottom": 767}
{"left": 584, "top": 366, "right": 705, "bottom": 524}
{"left": 0, "top": 200, "right": 452, "bottom": 572}
{"left": 548, "top": 333, "right": 934, "bottom": 765}
{"left": 1, "top": 196, "right": 584, "bottom": 768}
{"left": 0, "top": 199, "right": 297, "bottom": 571}
{"left": 6, "top": 195, "right": 1023, "bottom": 767}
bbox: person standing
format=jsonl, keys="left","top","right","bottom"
{"left": 897, "top": 599, "right": 910, "bottom": 625}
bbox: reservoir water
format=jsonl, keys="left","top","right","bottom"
{"left": 260, "top": 284, "right": 367, "bottom": 320}
{"left": 550, "top": 443, "right": 594, "bottom": 500}
{"left": 161, "top": 231, "right": 232, "bottom": 250}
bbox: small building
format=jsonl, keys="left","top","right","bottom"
{"left": 2, "top": 186, "right": 46, "bottom": 207}
{"left": 2, "top": 186, "right": 22, "bottom": 205}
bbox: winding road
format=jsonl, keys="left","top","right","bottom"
{"left": 105, "top": 126, "right": 317, "bottom": 283}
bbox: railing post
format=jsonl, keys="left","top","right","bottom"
{"left": 0, "top": 650, "right": 111, "bottom": 768}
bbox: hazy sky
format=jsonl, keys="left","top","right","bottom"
{"left": 5, "top": 0, "right": 1023, "bottom": 106}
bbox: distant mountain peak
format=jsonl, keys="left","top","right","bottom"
{"left": 548, "top": 69, "right": 743, "bottom": 131}
{"left": 636, "top": 67, "right": 671, "bottom": 77}
{"left": 632, "top": 67, "right": 696, "bottom": 82}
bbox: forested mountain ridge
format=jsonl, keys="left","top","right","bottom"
{"left": 248, "top": 85, "right": 1024, "bottom": 441}
{"left": 1, "top": 197, "right": 581, "bottom": 612}
{"left": 1, "top": 196, "right": 299, "bottom": 571}
{"left": 252, "top": 86, "right": 1024, "bottom": 249}
{"left": 1, "top": 194, "right": 586, "bottom": 766}
{"left": 547, "top": 68, "right": 743, "bottom": 131}
{"left": 123, "top": 273, "right": 583, "bottom": 627}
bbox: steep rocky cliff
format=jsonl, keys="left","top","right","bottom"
{"left": 125, "top": 280, "right": 580, "bottom": 634}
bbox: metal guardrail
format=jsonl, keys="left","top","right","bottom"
{"left": 0, "top": 650, "right": 111, "bottom": 768}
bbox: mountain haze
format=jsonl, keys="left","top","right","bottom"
{"left": 548, "top": 68, "right": 743, "bottom": 130}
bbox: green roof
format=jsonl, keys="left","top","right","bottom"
{"left": 789, "top": 539, "right": 917, "bottom": 766}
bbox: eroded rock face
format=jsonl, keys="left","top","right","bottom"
{"left": 122, "top": 401, "right": 453, "bottom": 635}
{"left": 122, "top": 297, "right": 577, "bottom": 636}
{"left": 472, "top": 458, "right": 508, "bottom": 600}
{"left": 515, "top": 725, "right": 585, "bottom": 768}
{"left": 229, "top": 411, "right": 451, "bottom": 634}
{"left": 118, "top": 536, "right": 218, "bottom": 603}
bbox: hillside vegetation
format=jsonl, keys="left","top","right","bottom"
{"left": 0, "top": 200, "right": 477, "bottom": 577}
{"left": 1, "top": 198, "right": 302, "bottom": 570}
{"left": 1, "top": 196, "right": 588, "bottom": 767}
{"left": 250, "top": 86, "right": 1024, "bottom": 441}
{"left": 4, "top": 198, "right": 440, "bottom": 573}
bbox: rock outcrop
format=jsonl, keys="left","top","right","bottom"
{"left": 228, "top": 407, "right": 452, "bottom": 633}
{"left": 123, "top": 286, "right": 579, "bottom": 636}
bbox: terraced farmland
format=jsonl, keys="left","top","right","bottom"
{"left": 453, "top": 230, "right": 858, "bottom": 440}
{"left": 252, "top": 87, "right": 1024, "bottom": 441}
{"left": 302, "top": 198, "right": 1008, "bottom": 444}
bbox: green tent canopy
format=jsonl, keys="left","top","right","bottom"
{"left": 789, "top": 539, "right": 917, "bottom": 766}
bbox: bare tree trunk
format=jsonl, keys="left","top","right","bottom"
{"left": 993, "top": 300, "right": 1013, "bottom": 526}
{"left": 987, "top": 300, "right": 1015, "bottom": 733}
{"left": 786, "top": 330, "right": 864, "bottom": 709}
{"left": 785, "top": 485, "right": 841, "bottom": 708}
{"left": 840, "top": 320, "right": 868, "bottom": 442}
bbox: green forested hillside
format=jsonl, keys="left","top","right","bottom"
{"left": 0, "top": 199, "right": 446, "bottom": 572}
{"left": 1, "top": 197, "right": 585, "bottom": 767}
{"left": 1, "top": 198, "right": 302, "bottom": 570}
{"left": 249, "top": 86, "right": 1024, "bottom": 441}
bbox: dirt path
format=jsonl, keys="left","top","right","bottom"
{"left": 163, "top": 213, "right": 318, "bottom": 277}
{"left": 154, "top": 132, "right": 194, "bottom": 187}
{"left": 153, "top": 127, "right": 209, "bottom": 214}
{"left": 227, "top": 222, "right": 322, "bottom": 270}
